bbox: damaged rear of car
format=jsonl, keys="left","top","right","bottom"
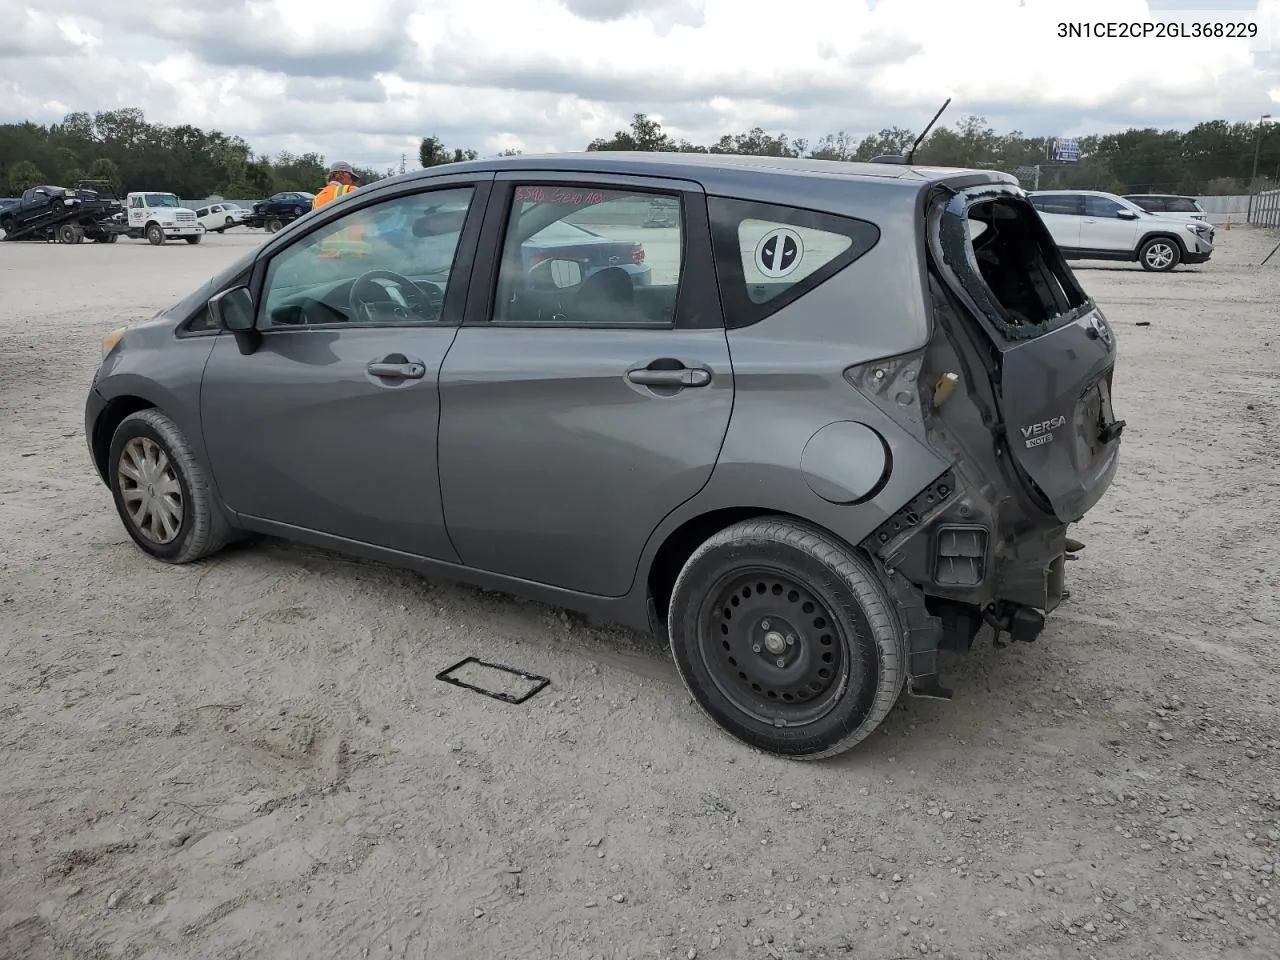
{"left": 848, "top": 175, "right": 1124, "bottom": 697}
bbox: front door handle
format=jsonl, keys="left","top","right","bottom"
{"left": 367, "top": 359, "right": 426, "bottom": 380}
{"left": 626, "top": 364, "right": 712, "bottom": 388}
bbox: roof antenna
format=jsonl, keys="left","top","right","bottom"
{"left": 871, "top": 97, "right": 952, "bottom": 165}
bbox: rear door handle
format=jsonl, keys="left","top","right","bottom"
{"left": 367, "top": 360, "right": 426, "bottom": 380}
{"left": 626, "top": 366, "right": 711, "bottom": 387}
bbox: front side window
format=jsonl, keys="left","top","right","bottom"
{"left": 708, "top": 197, "right": 879, "bottom": 328}
{"left": 491, "top": 185, "right": 683, "bottom": 326}
{"left": 259, "top": 186, "right": 475, "bottom": 328}
{"left": 1084, "top": 196, "right": 1128, "bottom": 218}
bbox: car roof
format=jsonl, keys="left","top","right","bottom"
{"left": 379, "top": 151, "right": 1019, "bottom": 194}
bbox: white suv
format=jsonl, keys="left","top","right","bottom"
{"left": 1122, "top": 194, "right": 1209, "bottom": 222}
{"left": 1028, "top": 190, "right": 1215, "bottom": 272}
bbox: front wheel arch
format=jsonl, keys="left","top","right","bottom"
{"left": 91, "top": 395, "right": 156, "bottom": 482}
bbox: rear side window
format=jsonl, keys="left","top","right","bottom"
{"left": 1030, "top": 195, "right": 1080, "bottom": 216}
{"left": 708, "top": 197, "right": 879, "bottom": 328}
{"left": 1165, "top": 197, "right": 1200, "bottom": 213}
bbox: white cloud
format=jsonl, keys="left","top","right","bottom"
{"left": 0, "top": 0, "right": 1276, "bottom": 169}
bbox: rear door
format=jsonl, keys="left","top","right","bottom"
{"left": 436, "top": 173, "right": 733, "bottom": 597}
{"left": 929, "top": 184, "right": 1123, "bottom": 523}
{"left": 1027, "top": 194, "right": 1083, "bottom": 252}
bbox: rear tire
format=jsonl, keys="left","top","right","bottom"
{"left": 108, "top": 409, "right": 233, "bottom": 564}
{"left": 1139, "top": 236, "right": 1181, "bottom": 272}
{"left": 667, "top": 518, "right": 906, "bottom": 760}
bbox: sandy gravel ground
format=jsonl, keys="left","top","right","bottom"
{"left": 1, "top": 225, "right": 1278, "bottom": 960}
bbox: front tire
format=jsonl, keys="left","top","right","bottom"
{"left": 147, "top": 223, "right": 165, "bottom": 245}
{"left": 185, "top": 233, "right": 202, "bottom": 244}
{"left": 667, "top": 518, "right": 906, "bottom": 760}
{"left": 108, "top": 409, "right": 232, "bottom": 564}
{"left": 1139, "top": 236, "right": 1181, "bottom": 272}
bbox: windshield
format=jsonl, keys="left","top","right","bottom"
{"left": 145, "top": 194, "right": 180, "bottom": 208}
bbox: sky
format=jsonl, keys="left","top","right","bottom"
{"left": 1, "top": 0, "right": 1277, "bottom": 171}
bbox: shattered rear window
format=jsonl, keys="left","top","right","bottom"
{"left": 937, "top": 189, "right": 1091, "bottom": 340}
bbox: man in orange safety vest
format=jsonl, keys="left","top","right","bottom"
{"left": 313, "top": 161, "right": 371, "bottom": 257}
{"left": 313, "top": 160, "right": 360, "bottom": 208}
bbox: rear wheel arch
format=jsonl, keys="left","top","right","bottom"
{"left": 645, "top": 507, "right": 868, "bottom": 629}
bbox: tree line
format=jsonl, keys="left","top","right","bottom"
{"left": 3, "top": 106, "right": 1277, "bottom": 199}
{"left": 0, "top": 108, "right": 388, "bottom": 199}
{"left": 581, "top": 113, "right": 1280, "bottom": 196}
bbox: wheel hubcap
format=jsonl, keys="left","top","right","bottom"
{"left": 117, "top": 437, "right": 183, "bottom": 544}
{"left": 699, "top": 570, "right": 849, "bottom": 726}
{"left": 1147, "top": 244, "right": 1173, "bottom": 267}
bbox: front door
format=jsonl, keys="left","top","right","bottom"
{"left": 437, "top": 175, "right": 734, "bottom": 597}
{"left": 1080, "top": 194, "right": 1140, "bottom": 253}
{"left": 200, "top": 176, "right": 492, "bottom": 560}
{"left": 128, "top": 195, "right": 145, "bottom": 230}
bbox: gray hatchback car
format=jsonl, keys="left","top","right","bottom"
{"left": 85, "top": 153, "right": 1124, "bottom": 759}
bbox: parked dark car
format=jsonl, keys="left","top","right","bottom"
{"left": 252, "top": 192, "right": 315, "bottom": 218}
{"left": 85, "top": 153, "right": 1124, "bottom": 759}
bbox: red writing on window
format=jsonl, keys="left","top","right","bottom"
{"left": 515, "top": 185, "right": 607, "bottom": 206}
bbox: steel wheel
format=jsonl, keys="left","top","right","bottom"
{"left": 698, "top": 568, "right": 850, "bottom": 726}
{"left": 668, "top": 518, "right": 907, "bottom": 760}
{"left": 116, "top": 436, "right": 184, "bottom": 544}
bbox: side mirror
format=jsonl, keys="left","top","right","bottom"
{"left": 529, "top": 258, "right": 583, "bottom": 289}
{"left": 208, "top": 285, "right": 255, "bottom": 332}
{"left": 1116, "top": 210, "right": 1139, "bottom": 220}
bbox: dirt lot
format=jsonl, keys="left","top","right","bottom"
{"left": 1, "top": 226, "right": 1278, "bottom": 960}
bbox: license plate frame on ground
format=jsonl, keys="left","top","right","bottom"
{"left": 435, "top": 656, "right": 551, "bottom": 704}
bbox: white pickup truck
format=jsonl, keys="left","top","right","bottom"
{"left": 124, "top": 192, "right": 205, "bottom": 244}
